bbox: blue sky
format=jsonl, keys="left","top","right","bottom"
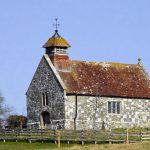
{"left": 0, "top": 0, "right": 150, "bottom": 115}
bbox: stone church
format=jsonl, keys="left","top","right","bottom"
{"left": 26, "top": 27, "right": 150, "bottom": 130}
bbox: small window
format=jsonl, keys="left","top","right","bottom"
{"left": 45, "top": 93, "right": 48, "bottom": 106}
{"left": 108, "top": 101, "right": 121, "bottom": 114}
{"left": 56, "top": 48, "right": 66, "bottom": 54}
{"left": 42, "top": 92, "right": 48, "bottom": 106}
{"left": 42, "top": 93, "right": 45, "bottom": 106}
{"left": 117, "top": 102, "right": 120, "bottom": 114}
{"left": 108, "top": 102, "right": 111, "bottom": 113}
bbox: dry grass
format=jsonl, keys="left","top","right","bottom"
{"left": 54, "top": 142, "right": 150, "bottom": 150}
{"left": 1, "top": 141, "right": 150, "bottom": 150}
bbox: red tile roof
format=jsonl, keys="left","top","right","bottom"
{"left": 53, "top": 58, "right": 150, "bottom": 98}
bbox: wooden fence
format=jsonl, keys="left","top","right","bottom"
{"left": 0, "top": 129, "right": 150, "bottom": 144}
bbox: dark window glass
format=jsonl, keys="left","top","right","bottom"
{"left": 45, "top": 93, "right": 48, "bottom": 106}
{"left": 112, "top": 102, "right": 116, "bottom": 113}
{"left": 108, "top": 102, "right": 111, "bottom": 113}
{"left": 42, "top": 93, "right": 45, "bottom": 106}
{"left": 117, "top": 102, "right": 120, "bottom": 114}
{"left": 108, "top": 101, "right": 121, "bottom": 114}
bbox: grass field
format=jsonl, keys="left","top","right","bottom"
{"left": 0, "top": 142, "right": 150, "bottom": 150}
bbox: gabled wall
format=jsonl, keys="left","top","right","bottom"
{"left": 26, "top": 56, "right": 65, "bottom": 129}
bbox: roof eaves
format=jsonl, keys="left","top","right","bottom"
{"left": 66, "top": 93, "right": 150, "bottom": 99}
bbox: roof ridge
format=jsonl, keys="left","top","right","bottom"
{"left": 69, "top": 59, "right": 136, "bottom": 67}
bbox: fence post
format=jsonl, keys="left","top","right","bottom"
{"left": 54, "top": 130, "right": 57, "bottom": 144}
{"left": 41, "top": 129, "right": 43, "bottom": 143}
{"left": 94, "top": 130, "right": 97, "bottom": 145}
{"left": 81, "top": 130, "right": 84, "bottom": 145}
{"left": 126, "top": 128, "right": 129, "bottom": 144}
{"left": 3, "top": 130, "right": 6, "bottom": 142}
{"left": 58, "top": 130, "right": 61, "bottom": 148}
{"left": 66, "top": 130, "right": 70, "bottom": 144}
{"left": 140, "top": 129, "right": 142, "bottom": 142}
{"left": 28, "top": 129, "right": 32, "bottom": 143}
{"left": 124, "top": 129, "right": 126, "bottom": 144}
{"left": 109, "top": 129, "right": 112, "bottom": 144}
{"left": 15, "top": 130, "right": 18, "bottom": 142}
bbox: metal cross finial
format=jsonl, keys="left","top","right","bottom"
{"left": 53, "top": 18, "right": 60, "bottom": 33}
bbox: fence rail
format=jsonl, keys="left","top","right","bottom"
{"left": 0, "top": 129, "right": 150, "bottom": 144}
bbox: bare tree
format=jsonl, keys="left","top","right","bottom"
{"left": 0, "top": 92, "right": 13, "bottom": 128}
{"left": 92, "top": 96, "right": 106, "bottom": 130}
{"left": 92, "top": 86, "right": 106, "bottom": 130}
{"left": 0, "top": 94, "right": 5, "bottom": 116}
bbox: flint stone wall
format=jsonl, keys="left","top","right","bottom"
{"left": 26, "top": 57, "right": 65, "bottom": 129}
{"left": 65, "top": 95, "right": 150, "bottom": 130}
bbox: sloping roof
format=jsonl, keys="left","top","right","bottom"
{"left": 43, "top": 31, "right": 71, "bottom": 48}
{"left": 52, "top": 58, "right": 150, "bottom": 98}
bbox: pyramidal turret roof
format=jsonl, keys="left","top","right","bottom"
{"left": 43, "top": 30, "right": 71, "bottom": 48}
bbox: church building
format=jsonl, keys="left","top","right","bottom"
{"left": 26, "top": 24, "right": 150, "bottom": 130}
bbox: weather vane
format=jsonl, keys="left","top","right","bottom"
{"left": 53, "top": 18, "right": 60, "bottom": 32}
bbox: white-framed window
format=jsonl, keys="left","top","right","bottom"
{"left": 108, "top": 101, "right": 121, "bottom": 114}
{"left": 42, "top": 92, "right": 48, "bottom": 106}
